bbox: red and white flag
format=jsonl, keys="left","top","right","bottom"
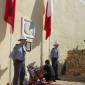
{"left": 4, "top": 0, "right": 16, "bottom": 33}
{"left": 44, "top": 0, "right": 53, "bottom": 40}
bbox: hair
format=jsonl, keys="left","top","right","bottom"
{"left": 45, "top": 59, "right": 50, "bottom": 64}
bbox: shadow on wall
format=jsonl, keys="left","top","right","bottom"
{"left": 0, "top": 65, "right": 8, "bottom": 79}
{"left": 0, "top": 0, "right": 7, "bottom": 43}
{"left": 31, "top": 0, "right": 45, "bottom": 49}
{"left": 60, "top": 51, "right": 85, "bottom": 82}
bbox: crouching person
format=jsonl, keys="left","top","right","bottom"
{"left": 44, "top": 59, "right": 55, "bottom": 82}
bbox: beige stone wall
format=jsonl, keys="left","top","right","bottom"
{"left": 65, "top": 49, "right": 85, "bottom": 76}
{"left": 0, "top": 0, "right": 85, "bottom": 84}
{"left": 52, "top": 0, "right": 85, "bottom": 59}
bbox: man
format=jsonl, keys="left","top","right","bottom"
{"left": 44, "top": 59, "right": 55, "bottom": 82}
{"left": 10, "top": 36, "right": 27, "bottom": 85}
{"left": 50, "top": 42, "right": 60, "bottom": 80}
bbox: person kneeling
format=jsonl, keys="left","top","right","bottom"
{"left": 44, "top": 59, "right": 55, "bottom": 82}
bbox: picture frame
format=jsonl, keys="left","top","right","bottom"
{"left": 21, "top": 17, "right": 35, "bottom": 39}
{"left": 26, "top": 42, "right": 31, "bottom": 52}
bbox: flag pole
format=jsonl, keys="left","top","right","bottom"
{"left": 9, "top": 27, "right": 12, "bottom": 85}
{"left": 40, "top": 38, "right": 43, "bottom": 66}
{"left": 49, "top": 36, "right": 51, "bottom": 60}
{"left": 40, "top": 29, "right": 43, "bottom": 66}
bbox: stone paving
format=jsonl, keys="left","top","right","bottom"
{"left": 52, "top": 75, "right": 85, "bottom": 85}
{"left": 53, "top": 80, "right": 85, "bottom": 85}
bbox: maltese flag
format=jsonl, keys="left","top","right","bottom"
{"left": 4, "top": 0, "right": 16, "bottom": 33}
{"left": 44, "top": 0, "right": 53, "bottom": 40}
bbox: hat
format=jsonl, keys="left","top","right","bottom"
{"left": 18, "top": 36, "right": 27, "bottom": 41}
{"left": 53, "top": 42, "right": 59, "bottom": 46}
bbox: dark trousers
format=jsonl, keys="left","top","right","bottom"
{"left": 13, "top": 60, "right": 25, "bottom": 85}
{"left": 51, "top": 58, "right": 58, "bottom": 79}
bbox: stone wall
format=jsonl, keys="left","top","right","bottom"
{"left": 64, "top": 49, "right": 85, "bottom": 76}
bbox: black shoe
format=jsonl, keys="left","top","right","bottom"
{"left": 53, "top": 80, "right": 56, "bottom": 82}
{"left": 55, "top": 78, "right": 60, "bottom": 80}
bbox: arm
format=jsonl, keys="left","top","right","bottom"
{"left": 49, "top": 48, "right": 54, "bottom": 59}
{"left": 10, "top": 44, "right": 18, "bottom": 59}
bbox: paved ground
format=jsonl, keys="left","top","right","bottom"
{"left": 59, "top": 75, "right": 85, "bottom": 82}
{"left": 52, "top": 75, "right": 85, "bottom": 85}
{"left": 53, "top": 80, "right": 85, "bottom": 85}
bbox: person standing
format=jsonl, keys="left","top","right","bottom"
{"left": 10, "top": 36, "right": 27, "bottom": 85}
{"left": 50, "top": 42, "right": 60, "bottom": 80}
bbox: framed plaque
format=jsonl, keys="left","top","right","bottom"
{"left": 26, "top": 42, "right": 31, "bottom": 52}
{"left": 21, "top": 17, "right": 35, "bottom": 39}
